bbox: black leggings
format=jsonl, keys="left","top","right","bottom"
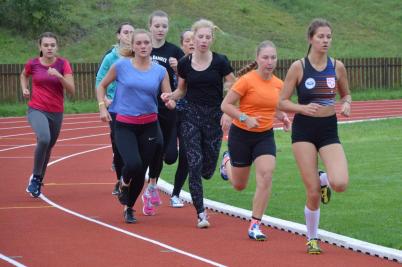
{"left": 114, "top": 120, "right": 163, "bottom": 208}
{"left": 148, "top": 108, "right": 177, "bottom": 179}
{"left": 109, "top": 112, "right": 123, "bottom": 180}
{"left": 181, "top": 103, "right": 223, "bottom": 214}
{"left": 172, "top": 111, "right": 188, "bottom": 197}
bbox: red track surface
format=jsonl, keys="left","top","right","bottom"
{"left": 1, "top": 100, "right": 401, "bottom": 267}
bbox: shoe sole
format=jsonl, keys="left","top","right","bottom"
{"left": 197, "top": 222, "right": 210, "bottom": 228}
{"left": 307, "top": 250, "right": 322, "bottom": 255}
{"left": 171, "top": 204, "right": 184, "bottom": 208}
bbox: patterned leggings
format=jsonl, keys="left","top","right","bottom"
{"left": 180, "top": 103, "right": 223, "bottom": 215}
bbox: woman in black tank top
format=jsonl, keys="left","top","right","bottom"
{"left": 277, "top": 18, "right": 352, "bottom": 254}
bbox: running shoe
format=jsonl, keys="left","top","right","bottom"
{"left": 141, "top": 191, "right": 156, "bottom": 216}
{"left": 148, "top": 186, "right": 162, "bottom": 206}
{"left": 197, "top": 211, "right": 210, "bottom": 228}
{"left": 319, "top": 171, "right": 331, "bottom": 204}
{"left": 26, "top": 175, "right": 43, "bottom": 198}
{"left": 306, "top": 238, "right": 322, "bottom": 254}
{"left": 112, "top": 180, "right": 120, "bottom": 195}
{"left": 123, "top": 207, "right": 136, "bottom": 224}
{"left": 248, "top": 222, "right": 266, "bottom": 241}
{"left": 170, "top": 195, "right": 184, "bottom": 208}
{"left": 220, "top": 151, "right": 230, "bottom": 181}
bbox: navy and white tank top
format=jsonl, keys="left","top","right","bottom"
{"left": 296, "top": 57, "right": 337, "bottom": 106}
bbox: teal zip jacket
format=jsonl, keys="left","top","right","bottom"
{"left": 96, "top": 45, "right": 120, "bottom": 100}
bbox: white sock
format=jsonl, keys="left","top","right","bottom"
{"left": 148, "top": 183, "right": 156, "bottom": 190}
{"left": 319, "top": 172, "right": 329, "bottom": 187}
{"left": 305, "top": 206, "right": 320, "bottom": 240}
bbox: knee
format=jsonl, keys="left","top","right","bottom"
{"left": 330, "top": 181, "right": 348, "bottom": 192}
{"left": 37, "top": 135, "right": 51, "bottom": 148}
{"left": 232, "top": 183, "right": 246, "bottom": 191}
{"left": 306, "top": 188, "right": 321, "bottom": 203}
{"left": 124, "top": 161, "right": 142, "bottom": 176}
{"left": 256, "top": 172, "right": 273, "bottom": 189}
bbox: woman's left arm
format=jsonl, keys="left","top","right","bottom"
{"left": 336, "top": 60, "right": 351, "bottom": 117}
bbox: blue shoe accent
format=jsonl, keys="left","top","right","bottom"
{"left": 248, "top": 222, "right": 266, "bottom": 241}
{"left": 26, "top": 175, "right": 42, "bottom": 198}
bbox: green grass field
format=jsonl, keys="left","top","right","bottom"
{"left": 161, "top": 118, "right": 402, "bottom": 250}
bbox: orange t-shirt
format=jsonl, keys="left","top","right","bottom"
{"left": 232, "top": 70, "right": 283, "bottom": 132}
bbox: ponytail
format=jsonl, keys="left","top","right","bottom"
{"left": 236, "top": 61, "right": 257, "bottom": 77}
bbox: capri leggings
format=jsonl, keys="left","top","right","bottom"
{"left": 180, "top": 103, "right": 223, "bottom": 214}
{"left": 27, "top": 108, "right": 63, "bottom": 179}
{"left": 109, "top": 112, "right": 123, "bottom": 180}
{"left": 114, "top": 120, "right": 163, "bottom": 208}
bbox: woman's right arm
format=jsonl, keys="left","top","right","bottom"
{"left": 20, "top": 69, "right": 30, "bottom": 99}
{"left": 96, "top": 65, "right": 116, "bottom": 122}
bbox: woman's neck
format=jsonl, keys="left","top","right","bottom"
{"left": 132, "top": 56, "right": 151, "bottom": 70}
{"left": 256, "top": 69, "right": 273, "bottom": 80}
{"left": 152, "top": 38, "right": 165, "bottom": 49}
{"left": 193, "top": 50, "right": 212, "bottom": 61}
{"left": 308, "top": 52, "right": 327, "bottom": 70}
{"left": 40, "top": 56, "right": 56, "bottom": 66}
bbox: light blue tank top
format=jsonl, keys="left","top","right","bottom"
{"left": 109, "top": 58, "right": 166, "bottom": 115}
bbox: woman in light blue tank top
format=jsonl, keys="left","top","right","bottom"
{"left": 96, "top": 29, "right": 176, "bottom": 224}
{"left": 278, "top": 18, "right": 352, "bottom": 254}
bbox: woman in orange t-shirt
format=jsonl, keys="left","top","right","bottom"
{"left": 220, "top": 40, "right": 291, "bottom": 241}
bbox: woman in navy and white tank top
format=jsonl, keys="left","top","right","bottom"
{"left": 278, "top": 18, "right": 352, "bottom": 254}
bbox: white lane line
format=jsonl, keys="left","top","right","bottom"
{"left": 0, "top": 253, "right": 27, "bottom": 267}
{"left": 39, "top": 146, "right": 226, "bottom": 267}
{"left": 0, "top": 121, "right": 103, "bottom": 130}
{"left": 0, "top": 125, "right": 108, "bottom": 139}
{"left": 0, "top": 133, "right": 108, "bottom": 152}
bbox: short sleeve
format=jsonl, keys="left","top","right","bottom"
{"left": 220, "top": 55, "right": 234, "bottom": 77}
{"left": 63, "top": 59, "right": 73, "bottom": 75}
{"left": 232, "top": 75, "right": 248, "bottom": 97}
{"left": 178, "top": 55, "right": 189, "bottom": 79}
{"left": 24, "top": 59, "right": 33, "bottom": 76}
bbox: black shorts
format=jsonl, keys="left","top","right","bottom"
{"left": 228, "top": 125, "right": 276, "bottom": 168}
{"left": 291, "top": 114, "right": 340, "bottom": 150}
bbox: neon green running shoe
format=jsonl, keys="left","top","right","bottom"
{"left": 306, "top": 239, "right": 322, "bottom": 254}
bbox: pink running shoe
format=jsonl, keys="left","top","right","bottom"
{"left": 148, "top": 186, "right": 162, "bottom": 206}
{"left": 141, "top": 191, "right": 155, "bottom": 216}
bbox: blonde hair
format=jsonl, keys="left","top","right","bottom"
{"left": 237, "top": 40, "right": 277, "bottom": 77}
{"left": 191, "top": 19, "right": 224, "bottom": 38}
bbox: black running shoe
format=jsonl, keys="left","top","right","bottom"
{"left": 112, "top": 180, "right": 120, "bottom": 195}
{"left": 124, "top": 207, "right": 136, "bottom": 224}
{"left": 26, "top": 175, "right": 43, "bottom": 198}
{"left": 118, "top": 183, "right": 129, "bottom": 205}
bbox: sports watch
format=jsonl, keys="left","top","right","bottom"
{"left": 239, "top": 113, "right": 248, "bottom": 122}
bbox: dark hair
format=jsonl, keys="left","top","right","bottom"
{"left": 237, "top": 40, "right": 276, "bottom": 77}
{"left": 306, "top": 18, "right": 332, "bottom": 56}
{"left": 38, "top": 32, "right": 58, "bottom": 57}
{"left": 116, "top": 22, "right": 134, "bottom": 34}
{"left": 148, "top": 10, "right": 168, "bottom": 26}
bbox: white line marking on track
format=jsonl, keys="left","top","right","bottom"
{"left": 39, "top": 146, "right": 227, "bottom": 267}
{"left": 0, "top": 133, "right": 108, "bottom": 152}
{"left": 0, "top": 253, "right": 27, "bottom": 267}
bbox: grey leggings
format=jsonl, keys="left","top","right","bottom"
{"left": 28, "top": 108, "right": 63, "bottom": 180}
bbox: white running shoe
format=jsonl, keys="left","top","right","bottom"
{"left": 170, "top": 195, "right": 184, "bottom": 208}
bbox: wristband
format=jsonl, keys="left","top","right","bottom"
{"left": 98, "top": 102, "right": 105, "bottom": 107}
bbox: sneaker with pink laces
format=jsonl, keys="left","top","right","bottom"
{"left": 141, "top": 190, "right": 155, "bottom": 216}
{"left": 148, "top": 185, "right": 162, "bottom": 206}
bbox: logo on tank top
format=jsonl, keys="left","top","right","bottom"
{"left": 305, "top": 78, "right": 316, "bottom": 89}
{"left": 326, "top": 77, "right": 336, "bottom": 88}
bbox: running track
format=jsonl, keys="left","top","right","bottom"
{"left": 1, "top": 100, "right": 402, "bottom": 267}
